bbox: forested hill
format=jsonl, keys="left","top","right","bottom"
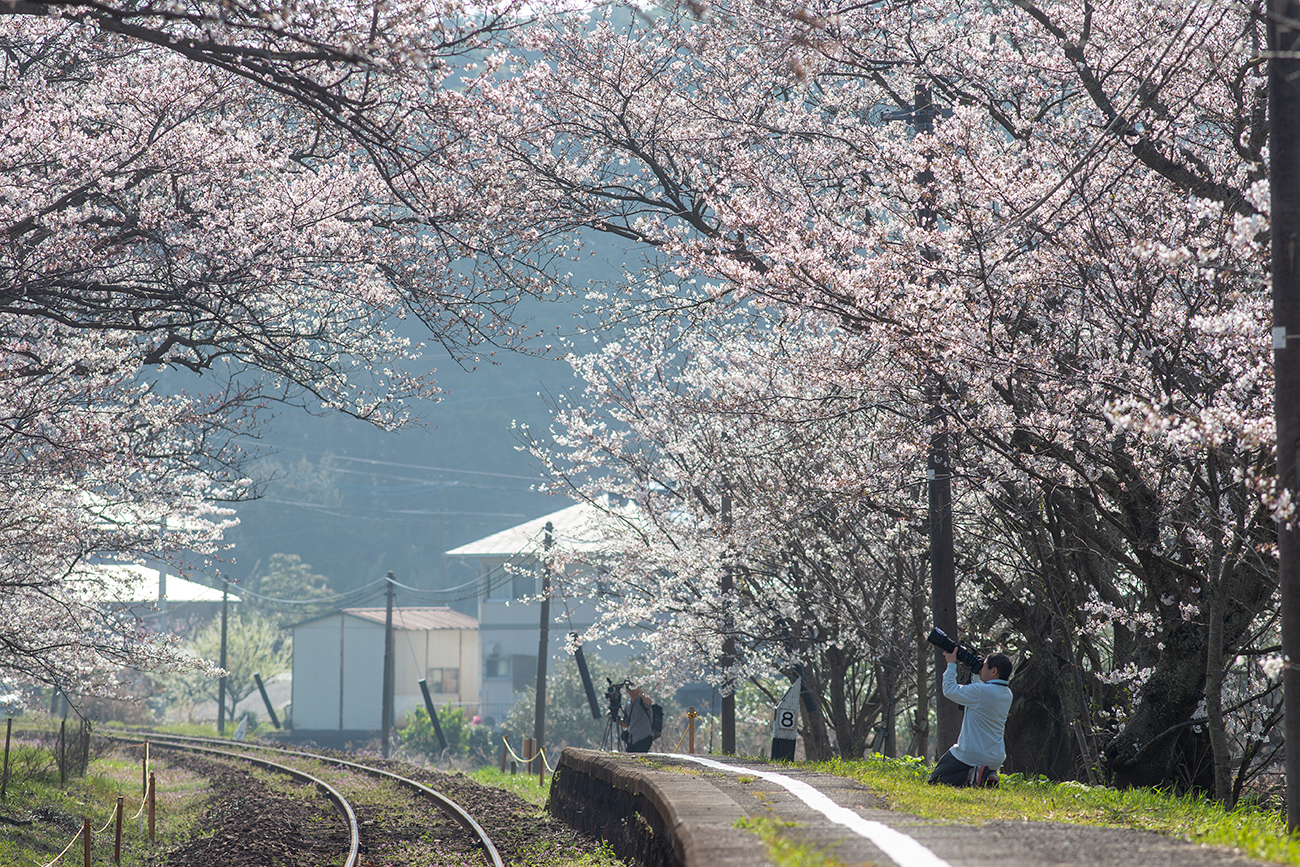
{"left": 220, "top": 274, "right": 614, "bottom": 614}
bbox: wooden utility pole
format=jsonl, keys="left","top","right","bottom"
{"left": 381, "top": 572, "right": 396, "bottom": 758}
{"left": 721, "top": 485, "right": 736, "bottom": 754}
{"left": 1270, "top": 0, "right": 1300, "bottom": 832}
{"left": 2, "top": 716, "right": 11, "bottom": 800}
{"left": 533, "top": 523, "right": 554, "bottom": 754}
{"left": 217, "top": 577, "right": 229, "bottom": 736}
{"left": 929, "top": 395, "right": 960, "bottom": 753}
{"left": 883, "top": 85, "right": 959, "bottom": 754}
{"left": 878, "top": 88, "right": 961, "bottom": 753}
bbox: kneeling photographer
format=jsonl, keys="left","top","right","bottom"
{"left": 617, "top": 680, "right": 655, "bottom": 753}
{"left": 927, "top": 629, "right": 1013, "bottom": 787}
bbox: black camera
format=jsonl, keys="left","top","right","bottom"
{"left": 926, "top": 627, "right": 984, "bottom": 672}
{"left": 604, "top": 678, "right": 631, "bottom": 718}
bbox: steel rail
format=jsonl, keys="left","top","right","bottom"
{"left": 105, "top": 735, "right": 361, "bottom": 867}
{"left": 105, "top": 732, "right": 505, "bottom": 867}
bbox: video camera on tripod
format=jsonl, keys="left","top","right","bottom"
{"left": 605, "top": 678, "right": 632, "bottom": 719}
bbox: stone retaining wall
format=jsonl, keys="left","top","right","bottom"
{"left": 546, "top": 748, "right": 680, "bottom": 867}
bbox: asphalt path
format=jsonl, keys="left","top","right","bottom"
{"left": 652, "top": 754, "right": 1279, "bottom": 867}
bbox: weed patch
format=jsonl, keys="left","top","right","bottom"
{"left": 736, "top": 814, "right": 846, "bottom": 867}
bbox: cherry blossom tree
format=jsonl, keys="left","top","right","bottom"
{"left": 519, "top": 314, "right": 941, "bottom": 759}
{"left": 472, "top": 0, "right": 1277, "bottom": 793}
{"left": 0, "top": 3, "right": 552, "bottom": 707}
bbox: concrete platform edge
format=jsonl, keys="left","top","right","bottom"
{"left": 548, "top": 747, "right": 763, "bottom": 867}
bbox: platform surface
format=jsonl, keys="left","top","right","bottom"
{"left": 552, "top": 749, "right": 1281, "bottom": 867}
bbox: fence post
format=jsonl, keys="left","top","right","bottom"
{"left": 537, "top": 744, "right": 545, "bottom": 786}
{"left": 522, "top": 738, "right": 534, "bottom": 775}
{"left": 499, "top": 736, "right": 508, "bottom": 773}
{"left": 80, "top": 719, "right": 90, "bottom": 777}
{"left": 147, "top": 771, "right": 156, "bottom": 842}
{"left": 114, "top": 795, "right": 124, "bottom": 864}
{"left": 59, "top": 719, "right": 66, "bottom": 787}
{"left": 689, "top": 708, "right": 695, "bottom": 755}
{"left": 82, "top": 817, "right": 90, "bottom": 867}
{"left": 2, "top": 717, "right": 11, "bottom": 800}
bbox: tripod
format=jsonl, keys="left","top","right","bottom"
{"left": 600, "top": 711, "right": 622, "bottom": 751}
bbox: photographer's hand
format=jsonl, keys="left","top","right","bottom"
{"left": 943, "top": 649, "right": 957, "bottom": 664}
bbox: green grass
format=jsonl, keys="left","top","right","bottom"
{"left": 514, "top": 837, "right": 624, "bottom": 866}
{"left": 807, "top": 755, "right": 1300, "bottom": 864}
{"left": 471, "top": 766, "right": 554, "bottom": 807}
{"left": 735, "top": 815, "right": 847, "bottom": 867}
{"left": 0, "top": 745, "right": 210, "bottom": 867}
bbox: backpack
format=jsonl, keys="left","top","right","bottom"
{"left": 651, "top": 703, "right": 664, "bottom": 739}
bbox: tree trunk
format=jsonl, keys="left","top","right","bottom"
{"left": 1004, "top": 648, "right": 1085, "bottom": 779}
{"left": 910, "top": 581, "right": 930, "bottom": 760}
{"left": 1204, "top": 579, "right": 1233, "bottom": 805}
{"left": 1104, "top": 562, "right": 1273, "bottom": 790}
{"left": 799, "top": 665, "right": 835, "bottom": 760}
{"left": 881, "top": 661, "right": 897, "bottom": 758}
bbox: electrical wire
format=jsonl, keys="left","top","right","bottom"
{"left": 223, "top": 576, "right": 390, "bottom": 606}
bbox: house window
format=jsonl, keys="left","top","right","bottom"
{"left": 427, "top": 667, "right": 460, "bottom": 694}
{"left": 486, "top": 562, "right": 537, "bottom": 600}
{"left": 511, "top": 568, "right": 535, "bottom": 599}
{"left": 485, "top": 657, "right": 510, "bottom": 679}
{"left": 512, "top": 654, "right": 537, "bottom": 693}
{"left": 485, "top": 563, "right": 510, "bottom": 600}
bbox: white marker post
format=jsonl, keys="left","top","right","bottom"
{"left": 770, "top": 677, "right": 800, "bottom": 761}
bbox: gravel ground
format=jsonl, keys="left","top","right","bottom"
{"left": 357, "top": 758, "right": 604, "bottom": 865}
{"left": 145, "top": 748, "right": 608, "bottom": 867}
{"left": 149, "top": 753, "right": 348, "bottom": 866}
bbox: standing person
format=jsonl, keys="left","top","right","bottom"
{"left": 929, "top": 650, "right": 1014, "bottom": 786}
{"left": 619, "top": 681, "right": 655, "bottom": 753}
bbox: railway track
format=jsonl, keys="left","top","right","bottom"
{"left": 101, "top": 732, "right": 505, "bottom": 867}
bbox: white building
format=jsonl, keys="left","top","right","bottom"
{"left": 74, "top": 563, "right": 240, "bottom": 632}
{"left": 288, "top": 606, "right": 478, "bottom": 747}
{"left": 445, "top": 497, "right": 641, "bottom": 725}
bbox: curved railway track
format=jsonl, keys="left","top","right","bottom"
{"left": 101, "top": 732, "right": 505, "bottom": 867}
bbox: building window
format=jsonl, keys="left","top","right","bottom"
{"left": 486, "top": 562, "right": 538, "bottom": 600}
{"left": 485, "top": 563, "right": 510, "bottom": 600}
{"left": 427, "top": 667, "right": 460, "bottom": 694}
{"left": 511, "top": 568, "right": 535, "bottom": 599}
{"left": 512, "top": 654, "right": 537, "bottom": 693}
{"left": 485, "top": 657, "right": 510, "bottom": 679}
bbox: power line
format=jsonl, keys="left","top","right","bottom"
{"left": 269, "top": 449, "right": 545, "bottom": 482}
{"left": 253, "top": 498, "right": 530, "bottom": 519}
{"left": 224, "top": 575, "right": 390, "bottom": 606}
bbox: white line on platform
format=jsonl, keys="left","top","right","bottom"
{"left": 657, "top": 753, "right": 955, "bottom": 867}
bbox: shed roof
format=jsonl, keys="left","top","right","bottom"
{"left": 444, "top": 496, "right": 637, "bottom": 559}
{"left": 340, "top": 607, "right": 478, "bottom": 631}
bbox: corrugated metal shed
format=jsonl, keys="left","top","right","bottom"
{"left": 289, "top": 605, "right": 480, "bottom": 738}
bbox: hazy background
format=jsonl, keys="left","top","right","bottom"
{"left": 215, "top": 254, "right": 622, "bottom": 615}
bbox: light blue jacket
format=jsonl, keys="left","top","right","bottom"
{"left": 942, "top": 663, "right": 1012, "bottom": 768}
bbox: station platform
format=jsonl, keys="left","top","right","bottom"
{"left": 548, "top": 749, "right": 1275, "bottom": 867}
